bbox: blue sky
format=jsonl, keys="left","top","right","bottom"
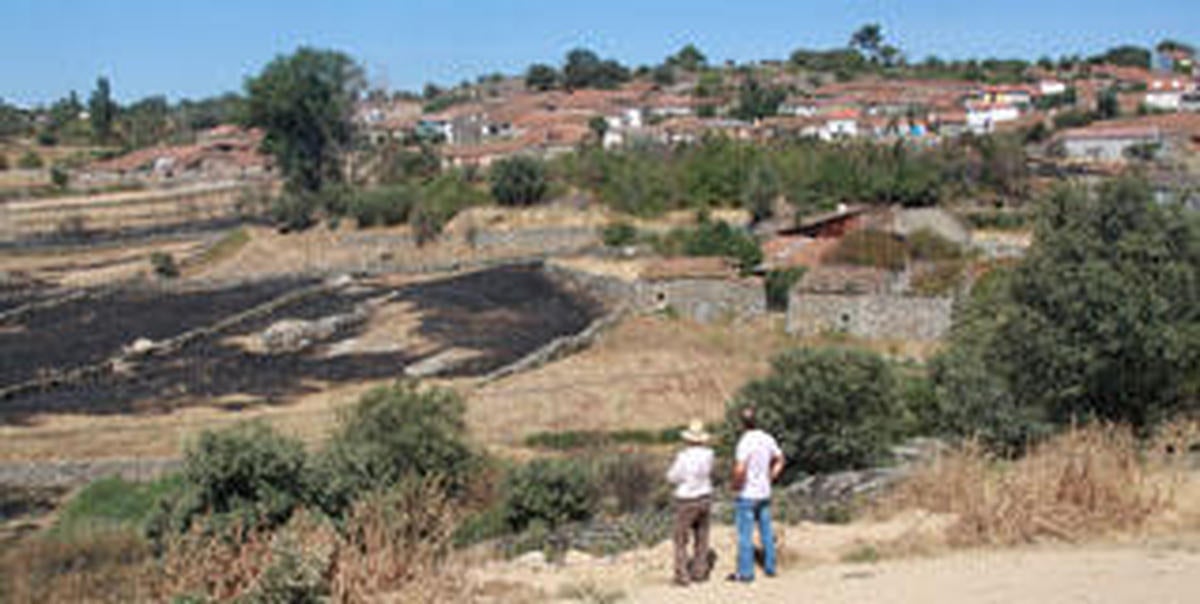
{"left": 2, "top": 0, "right": 1198, "bottom": 107}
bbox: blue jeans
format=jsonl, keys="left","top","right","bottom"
{"left": 734, "top": 497, "right": 776, "bottom": 580}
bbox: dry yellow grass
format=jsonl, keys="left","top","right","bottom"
{"left": 463, "top": 314, "right": 792, "bottom": 447}
{"left": 882, "top": 423, "right": 1190, "bottom": 547}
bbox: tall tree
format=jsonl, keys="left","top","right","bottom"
{"left": 850, "top": 23, "right": 884, "bottom": 62}
{"left": 88, "top": 77, "right": 117, "bottom": 144}
{"left": 525, "top": 63, "right": 560, "bottom": 91}
{"left": 563, "top": 48, "right": 630, "bottom": 90}
{"left": 937, "top": 178, "right": 1200, "bottom": 438}
{"left": 244, "top": 47, "right": 365, "bottom": 194}
{"left": 667, "top": 44, "right": 708, "bottom": 71}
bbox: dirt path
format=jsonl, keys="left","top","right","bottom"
{"left": 626, "top": 542, "right": 1200, "bottom": 603}
{"left": 473, "top": 515, "right": 1200, "bottom": 603}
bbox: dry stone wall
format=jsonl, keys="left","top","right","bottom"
{"left": 787, "top": 292, "right": 953, "bottom": 342}
{"left": 637, "top": 278, "right": 766, "bottom": 323}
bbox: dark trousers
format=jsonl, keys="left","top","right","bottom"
{"left": 673, "top": 495, "right": 713, "bottom": 584}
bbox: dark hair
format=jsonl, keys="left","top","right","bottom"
{"left": 739, "top": 406, "right": 757, "bottom": 430}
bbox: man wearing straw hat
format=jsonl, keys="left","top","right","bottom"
{"left": 666, "top": 419, "right": 716, "bottom": 586}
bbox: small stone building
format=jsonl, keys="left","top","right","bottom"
{"left": 786, "top": 265, "right": 953, "bottom": 342}
{"left": 637, "top": 257, "right": 765, "bottom": 323}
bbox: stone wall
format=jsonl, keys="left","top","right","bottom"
{"left": 638, "top": 278, "right": 766, "bottom": 323}
{"left": 0, "top": 457, "right": 181, "bottom": 489}
{"left": 787, "top": 292, "right": 953, "bottom": 342}
{"left": 893, "top": 207, "right": 972, "bottom": 246}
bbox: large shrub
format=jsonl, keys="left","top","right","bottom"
{"left": 502, "top": 458, "right": 598, "bottom": 532}
{"left": 980, "top": 179, "right": 1200, "bottom": 431}
{"left": 727, "top": 347, "right": 903, "bottom": 477}
{"left": 489, "top": 156, "right": 548, "bottom": 206}
{"left": 313, "top": 383, "right": 475, "bottom": 517}
{"left": 17, "top": 150, "right": 43, "bottom": 169}
{"left": 348, "top": 184, "right": 417, "bottom": 227}
{"left": 656, "top": 218, "right": 763, "bottom": 274}
{"left": 764, "top": 267, "right": 807, "bottom": 311}
{"left": 154, "top": 421, "right": 311, "bottom": 537}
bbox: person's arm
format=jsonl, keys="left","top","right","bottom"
{"left": 730, "top": 460, "right": 747, "bottom": 492}
{"left": 768, "top": 437, "right": 785, "bottom": 482}
{"left": 769, "top": 453, "right": 785, "bottom": 483}
{"left": 731, "top": 439, "right": 748, "bottom": 492}
{"left": 666, "top": 452, "right": 685, "bottom": 485}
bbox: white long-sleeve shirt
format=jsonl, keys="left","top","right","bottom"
{"left": 666, "top": 445, "right": 714, "bottom": 499}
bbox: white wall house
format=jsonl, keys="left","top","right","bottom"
{"left": 819, "top": 118, "right": 859, "bottom": 140}
{"left": 1145, "top": 77, "right": 1192, "bottom": 112}
{"left": 1039, "top": 80, "right": 1067, "bottom": 96}
{"left": 1059, "top": 128, "right": 1162, "bottom": 163}
{"left": 779, "top": 98, "right": 817, "bottom": 117}
{"left": 967, "top": 104, "right": 1019, "bottom": 133}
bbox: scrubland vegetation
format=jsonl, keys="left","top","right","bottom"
{"left": 2, "top": 172, "right": 1197, "bottom": 602}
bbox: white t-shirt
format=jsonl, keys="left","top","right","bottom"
{"left": 666, "top": 445, "right": 714, "bottom": 499}
{"left": 735, "top": 429, "right": 782, "bottom": 500}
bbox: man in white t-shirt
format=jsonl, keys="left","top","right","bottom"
{"left": 666, "top": 419, "right": 716, "bottom": 586}
{"left": 728, "top": 406, "right": 784, "bottom": 582}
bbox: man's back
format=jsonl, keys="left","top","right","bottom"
{"left": 735, "top": 429, "right": 781, "bottom": 500}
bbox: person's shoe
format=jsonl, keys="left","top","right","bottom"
{"left": 725, "top": 573, "right": 753, "bottom": 583}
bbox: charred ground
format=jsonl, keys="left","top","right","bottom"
{"left": 0, "top": 265, "right": 604, "bottom": 424}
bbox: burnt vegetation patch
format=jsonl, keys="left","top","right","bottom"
{"left": 0, "top": 265, "right": 604, "bottom": 423}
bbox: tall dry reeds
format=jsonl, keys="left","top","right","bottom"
{"left": 885, "top": 423, "right": 1187, "bottom": 547}
{"left": 157, "top": 476, "right": 471, "bottom": 603}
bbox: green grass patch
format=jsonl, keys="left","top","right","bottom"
{"left": 522, "top": 426, "right": 685, "bottom": 451}
{"left": 189, "top": 227, "right": 250, "bottom": 270}
{"left": 50, "top": 474, "right": 183, "bottom": 538}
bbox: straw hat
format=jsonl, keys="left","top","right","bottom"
{"left": 681, "top": 419, "right": 711, "bottom": 444}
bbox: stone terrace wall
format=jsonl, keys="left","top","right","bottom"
{"left": 0, "top": 457, "right": 181, "bottom": 489}
{"left": 787, "top": 293, "right": 953, "bottom": 342}
{"left": 638, "top": 278, "right": 766, "bottom": 323}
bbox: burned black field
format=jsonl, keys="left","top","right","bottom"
{"left": 0, "top": 265, "right": 603, "bottom": 424}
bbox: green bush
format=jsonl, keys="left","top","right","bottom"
{"left": 348, "top": 184, "right": 416, "bottom": 228}
{"left": 153, "top": 422, "right": 311, "bottom": 538}
{"left": 657, "top": 219, "right": 763, "bottom": 274}
{"left": 49, "top": 165, "right": 69, "bottom": 189}
{"left": 412, "top": 171, "right": 488, "bottom": 243}
{"left": 827, "top": 229, "right": 910, "bottom": 271}
{"left": 502, "top": 458, "right": 598, "bottom": 532}
{"left": 312, "top": 383, "right": 475, "bottom": 518}
{"left": 764, "top": 267, "right": 807, "bottom": 311}
{"left": 962, "top": 211, "right": 1031, "bottom": 230}
{"left": 17, "top": 150, "right": 43, "bottom": 169}
{"left": 149, "top": 251, "right": 179, "bottom": 279}
{"left": 727, "top": 347, "right": 903, "bottom": 477}
{"left": 489, "top": 156, "right": 548, "bottom": 206}
{"left": 600, "top": 221, "right": 638, "bottom": 247}
{"left": 271, "top": 191, "right": 318, "bottom": 232}
{"left": 595, "top": 453, "right": 665, "bottom": 514}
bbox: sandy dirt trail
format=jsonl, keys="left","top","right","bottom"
{"left": 475, "top": 514, "right": 1200, "bottom": 604}
{"left": 626, "top": 542, "right": 1200, "bottom": 604}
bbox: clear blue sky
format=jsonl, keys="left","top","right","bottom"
{"left": 2, "top": 0, "right": 1198, "bottom": 107}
